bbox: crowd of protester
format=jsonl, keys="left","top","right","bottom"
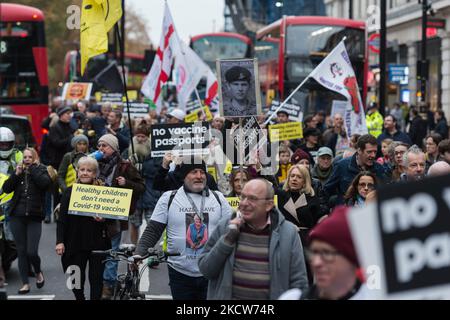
{"left": 1, "top": 95, "right": 450, "bottom": 300}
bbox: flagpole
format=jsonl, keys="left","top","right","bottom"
{"left": 116, "top": 0, "right": 135, "bottom": 156}
{"left": 263, "top": 76, "right": 310, "bottom": 126}
{"left": 167, "top": 1, "right": 206, "bottom": 118}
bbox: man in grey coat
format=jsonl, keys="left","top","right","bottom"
{"left": 198, "top": 179, "right": 308, "bottom": 300}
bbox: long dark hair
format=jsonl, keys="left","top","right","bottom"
{"left": 344, "top": 171, "right": 377, "bottom": 202}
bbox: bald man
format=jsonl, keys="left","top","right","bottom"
{"left": 199, "top": 179, "right": 308, "bottom": 299}
{"left": 427, "top": 161, "right": 450, "bottom": 177}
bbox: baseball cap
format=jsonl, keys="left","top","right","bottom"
{"left": 167, "top": 108, "right": 186, "bottom": 121}
{"left": 317, "top": 147, "right": 333, "bottom": 158}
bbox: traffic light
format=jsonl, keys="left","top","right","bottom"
{"left": 416, "top": 60, "right": 429, "bottom": 80}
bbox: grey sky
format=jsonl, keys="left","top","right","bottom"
{"left": 127, "top": 0, "right": 225, "bottom": 45}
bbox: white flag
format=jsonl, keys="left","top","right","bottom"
{"left": 309, "top": 41, "right": 367, "bottom": 136}
{"left": 173, "top": 41, "right": 209, "bottom": 110}
{"left": 140, "top": 3, "right": 176, "bottom": 112}
{"left": 205, "top": 70, "right": 219, "bottom": 116}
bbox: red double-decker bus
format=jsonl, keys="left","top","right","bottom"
{"left": 0, "top": 3, "right": 49, "bottom": 145}
{"left": 190, "top": 32, "right": 253, "bottom": 71}
{"left": 256, "top": 16, "right": 367, "bottom": 114}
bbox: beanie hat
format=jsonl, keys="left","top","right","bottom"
{"left": 98, "top": 134, "right": 120, "bottom": 152}
{"left": 308, "top": 206, "right": 359, "bottom": 267}
{"left": 291, "top": 148, "right": 310, "bottom": 164}
{"left": 57, "top": 106, "right": 72, "bottom": 117}
{"left": 71, "top": 134, "right": 89, "bottom": 148}
{"left": 178, "top": 157, "right": 207, "bottom": 180}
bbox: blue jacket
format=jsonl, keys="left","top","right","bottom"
{"left": 377, "top": 130, "right": 412, "bottom": 145}
{"left": 435, "top": 118, "right": 449, "bottom": 139}
{"left": 324, "top": 153, "right": 390, "bottom": 205}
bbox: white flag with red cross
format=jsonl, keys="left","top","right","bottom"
{"left": 141, "top": 2, "right": 176, "bottom": 112}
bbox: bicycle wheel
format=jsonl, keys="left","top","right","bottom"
{"left": 112, "top": 281, "right": 126, "bottom": 300}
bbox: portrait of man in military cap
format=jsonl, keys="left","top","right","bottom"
{"left": 217, "top": 59, "right": 262, "bottom": 117}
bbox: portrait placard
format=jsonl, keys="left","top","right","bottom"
{"left": 217, "top": 58, "right": 262, "bottom": 117}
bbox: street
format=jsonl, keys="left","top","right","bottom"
{"left": 3, "top": 220, "right": 172, "bottom": 300}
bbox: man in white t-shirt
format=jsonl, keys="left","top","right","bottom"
{"left": 136, "top": 156, "right": 232, "bottom": 300}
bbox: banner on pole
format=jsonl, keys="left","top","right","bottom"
{"left": 309, "top": 40, "right": 368, "bottom": 136}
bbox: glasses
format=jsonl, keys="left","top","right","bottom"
{"left": 97, "top": 143, "right": 109, "bottom": 148}
{"left": 358, "top": 182, "right": 375, "bottom": 190}
{"left": 305, "top": 249, "right": 341, "bottom": 263}
{"left": 239, "top": 195, "right": 271, "bottom": 203}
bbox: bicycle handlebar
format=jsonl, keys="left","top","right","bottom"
{"left": 91, "top": 247, "right": 180, "bottom": 263}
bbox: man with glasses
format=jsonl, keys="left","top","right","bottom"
{"left": 198, "top": 178, "right": 308, "bottom": 299}
{"left": 281, "top": 206, "right": 370, "bottom": 300}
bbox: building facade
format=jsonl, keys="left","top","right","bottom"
{"left": 325, "top": 0, "right": 450, "bottom": 116}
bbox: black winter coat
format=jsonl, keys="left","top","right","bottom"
{"left": 409, "top": 116, "right": 428, "bottom": 148}
{"left": 47, "top": 120, "right": 75, "bottom": 168}
{"left": 56, "top": 187, "right": 110, "bottom": 255}
{"left": 277, "top": 189, "right": 325, "bottom": 245}
{"left": 2, "top": 164, "right": 52, "bottom": 220}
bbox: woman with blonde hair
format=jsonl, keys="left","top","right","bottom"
{"left": 277, "top": 164, "right": 326, "bottom": 284}
{"left": 2, "top": 147, "right": 51, "bottom": 294}
{"left": 56, "top": 156, "right": 110, "bottom": 300}
{"left": 278, "top": 165, "right": 325, "bottom": 245}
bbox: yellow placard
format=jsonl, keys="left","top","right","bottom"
{"left": 95, "top": 91, "right": 102, "bottom": 102}
{"left": 268, "top": 122, "right": 303, "bottom": 142}
{"left": 68, "top": 183, "right": 133, "bottom": 220}
{"left": 185, "top": 106, "right": 213, "bottom": 123}
{"left": 223, "top": 160, "right": 233, "bottom": 175}
{"left": 207, "top": 166, "right": 217, "bottom": 182}
{"left": 226, "top": 195, "right": 278, "bottom": 211}
{"left": 127, "top": 90, "right": 138, "bottom": 101}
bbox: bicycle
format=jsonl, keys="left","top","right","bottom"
{"left": 92, "top": 244, "right": 179, "bottom": 300}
